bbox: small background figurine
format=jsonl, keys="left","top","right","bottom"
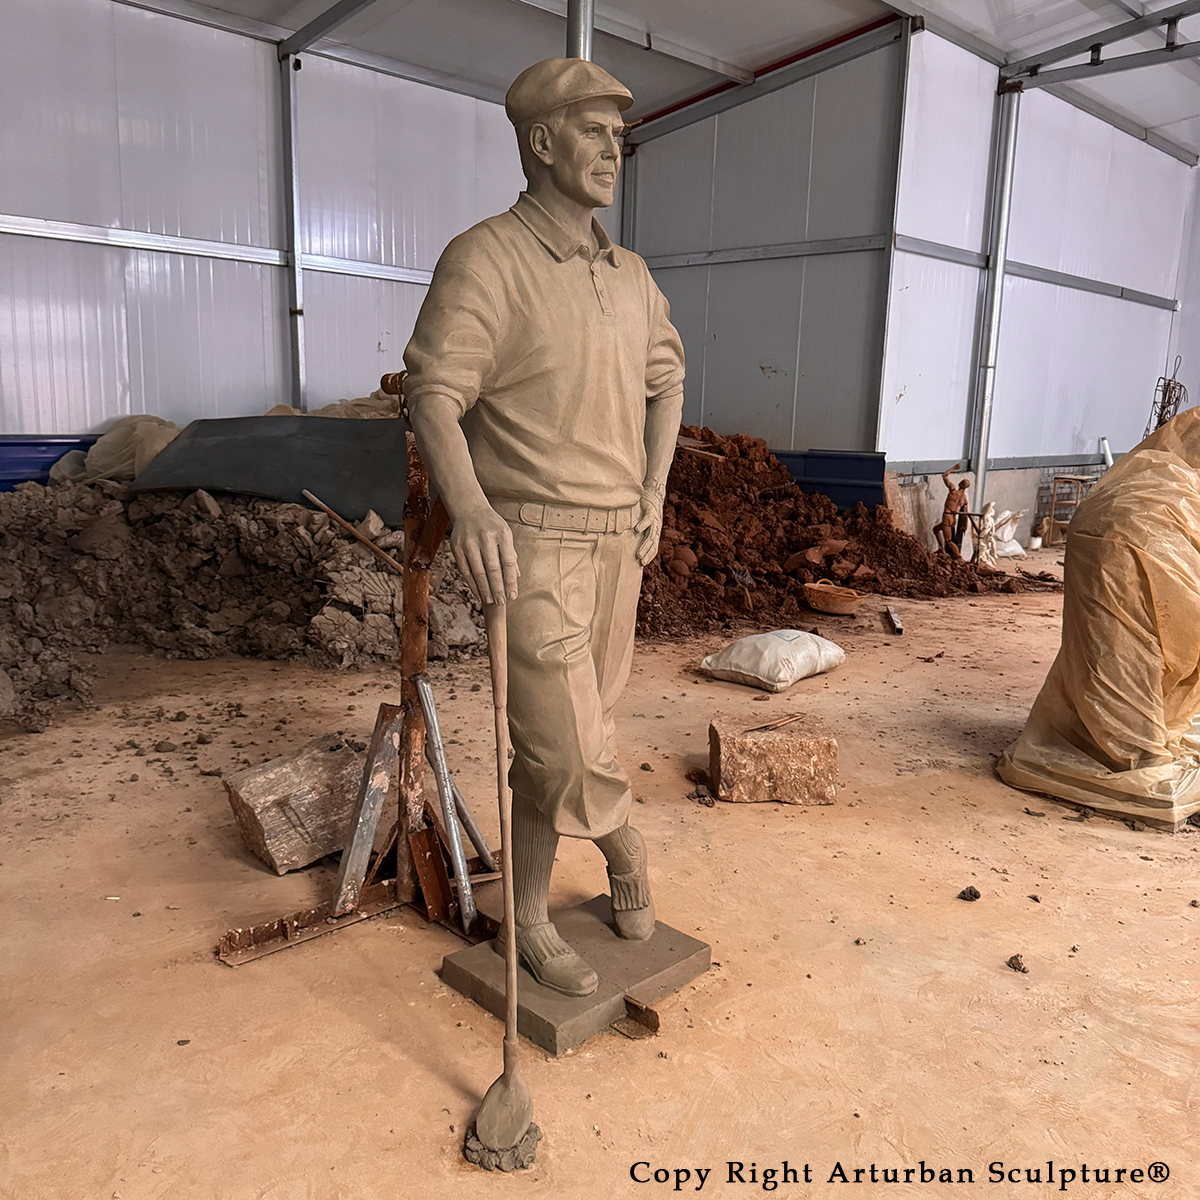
{"left": 934, "top": 464, "right": 970, "bottom": 558}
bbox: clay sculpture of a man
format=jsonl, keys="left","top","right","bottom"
{"left": 404, "top": 58, "right": 685, "bottom": 997}
{"left": 934, "top": 464, "right": 970, "bottom": 558}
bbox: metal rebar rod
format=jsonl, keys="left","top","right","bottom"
{"left": 451, "top": 778, "right": 498, "bottom": 872}
{"left": 415, "top": 676, "right": 475, "bottom": 932}
{"left": 420, "top": 743, "right": 497, "bottom": 872}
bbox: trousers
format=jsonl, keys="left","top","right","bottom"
{"left": 500, "top": 514, "right": 643, "bottom": 840}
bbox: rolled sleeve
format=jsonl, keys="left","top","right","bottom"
{"left": 645, "top": 283, "right": 686, "bottom": 402}
{"left": 403, "top": 258, "right": 501, "bottom": 419}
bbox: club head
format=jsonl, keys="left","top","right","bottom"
{"left": 474, "top": 1066, "right": 533, "bottom": 1151}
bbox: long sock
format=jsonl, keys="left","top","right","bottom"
{"left": 511, "top": 790, "right": 558, "bottom": 929}
{"left": 595, "top": 822, "right": 643, "bottom": 876}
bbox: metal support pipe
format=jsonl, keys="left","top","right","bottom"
{"left": 415, "top": 676, "right": 476, "bottom": 933}
{"left": 970, "top": 87, "right": 1021, "bottom": 506}
{"left": 280, "top": 54, "right": 307, "bottom": 411}
{"left": 566, "top": 0, "right": 594, "bottom": 60}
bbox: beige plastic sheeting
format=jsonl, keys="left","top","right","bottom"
{"left": 997, "top": 408, "right": 1200, "bottom": 829}
{"left": 49, "top": 415, "right": 179, "bottom": 484}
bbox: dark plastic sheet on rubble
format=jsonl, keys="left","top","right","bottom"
{"left": 128, "top": 416, "right": 407, "bottom": 525}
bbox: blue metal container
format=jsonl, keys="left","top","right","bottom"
{"left": 0, "top": 436, "right": 99, "bottom": 491}
{"left": 771, "top": 448, "right": 886, "bottom": 510}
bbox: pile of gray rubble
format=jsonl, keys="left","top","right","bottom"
{"left": 0, "top": 479, "right": 483, "bottom": 729}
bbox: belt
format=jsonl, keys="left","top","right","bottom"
{"left": 492, "top": 500, "right": 640, "bottom": 534}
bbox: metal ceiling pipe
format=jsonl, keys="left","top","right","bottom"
{"left": 969, "top": 86, "right": 1021, "bottom": 506}
{"left": 566, "top": 0, "right": 594, "bottom": 60}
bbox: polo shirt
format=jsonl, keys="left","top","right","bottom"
{"left": 403, "top": 192, "right": 685, "bottom": 509}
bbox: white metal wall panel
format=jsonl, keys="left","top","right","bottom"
{"left": 113, "top": 5, "right": 281, "bottom": 248}
{"left": 376, "top": 74, "right": 477, "bottom": 270}
{"left": 1009, "top": 89, "right": 1191, "bottom": 298}
{"left": 0, "top": 0, "right": 123, "bottom": 228}
{"left": 298, "top": 56, "right": 525, "bottom": 270}
{"left": 878, "top": 252, "right": 981, "bottom": 462}
{"left": 631, "top": 118, "right": 716, "bottom": 258}
{"left": 895, "top": 32, "right": 994, "bottom": 252}
{"left": 990, "top": 275, "right": 1174, "bottom": 458}
{"left": 302, "top": 272, "right": 428, "bottom": 407}
{"left": 297, "top": 57, "right": 381, "bottom": 264}
{"left": 794, "top": 250, "right": 889, "bottom": 452}
{"left": 651, "top": 265, "right": 710, "bottom": 427}
{"left": 806, "top": 43, "right": 902, "bottom": 242}
{"left": 124, "top": 253, "right": 289, "bottom": 423}
{"left": 0, "top": 234, "right": 129, "bottom": 435}
{"left": 702, "top": 259, "right": 806, "bottom": 449}
{"left": 710, "top": 82, "right": 816, "bottom": 250}
{"left": 632, "top": 43, "right": 900, "bottom": 450}
{"left": 474, "top": 99, "right": 528, "bottom": 226}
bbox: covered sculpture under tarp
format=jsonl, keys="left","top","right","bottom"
{"left": 997, "top": 408, "right": 1200, "bottom": 829}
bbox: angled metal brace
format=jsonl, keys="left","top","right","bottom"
{"left": 1001, "top": 0, "right": 1200, "bottom": 81}
{"left": 279, "top": 0, "right": 382, "bottom": 58}
{"left": 1012, "top": 39, "right": 1200, "bottom": 89}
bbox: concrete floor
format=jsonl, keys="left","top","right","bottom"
{"left": 3, "top": 568, "right": 1199, "bottom": 1199}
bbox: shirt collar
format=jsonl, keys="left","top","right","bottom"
{"left": 511, "top": 191, "right": 619, "bottom": 266}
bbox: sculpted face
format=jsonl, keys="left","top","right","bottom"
{"left": 530, "top": 98, "right": 624, "bottom": 209}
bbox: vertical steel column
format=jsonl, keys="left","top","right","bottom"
{"left": 970, "top": 86, "right": 1021, "bottom": 505}
{"left": 280, "top": 53, "right": 307, "bottom": 411}
{"left": 566, "top": 0, "right": 594, "bottom": 60}
{"left": 873, "top": 15, "right": 913, "bottom": 457}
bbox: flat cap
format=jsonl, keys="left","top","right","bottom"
{"left": 505, "top": 57, "right": 633, "bottom": 126}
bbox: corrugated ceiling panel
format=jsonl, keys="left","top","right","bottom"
{"left": 302, "top": 271, "right": 428, "bottom": 407}
{"left": 113, "top": 5, "right": 281, "bottom": 247}
{"left": 896, "top": 32, "right": 994, "bottom": 253}
{"left": 990, "top": 274, "right": 1174, "bottom": 458}
{"left": 0, "top": 0, "right": 122, "bottom": 228}
{"left": 1009, "top": 89, "right": 1191, "bottom": 298}
{"left": 0, "top": 233, "right": 130, "bottom": 435}
{"left": 124, "top": 252, "right": 289, "bottom": 423}
{"left": 878, "top": 251, "right": 982, "bottom": 462}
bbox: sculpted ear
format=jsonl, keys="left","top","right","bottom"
{"left": 530, "top": 122, "right": 554, "bottom": 166}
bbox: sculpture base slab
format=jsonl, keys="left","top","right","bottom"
{"left": 440, "top": 894, "right": 710, "bottom": 1056}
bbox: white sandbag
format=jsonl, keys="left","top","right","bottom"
{"left": 701, "top": 629, "right": 845, "bottom": 693}
{"left": 993, "top": 508, "right": 1027, "bottom": 557}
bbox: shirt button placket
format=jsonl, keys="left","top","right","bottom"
{"left": 591, "top": 262, "right": 614, "bottom": 317}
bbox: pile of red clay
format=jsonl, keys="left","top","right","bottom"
{"left": 638, "top": 426, "right": 1039, "bottom": 636}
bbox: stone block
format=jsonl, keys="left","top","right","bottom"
{"left": 223, "top": 735, "right": 363, "bottom": 874}
{"left": 708, "top": 716, "right": 838, "bottom": 805}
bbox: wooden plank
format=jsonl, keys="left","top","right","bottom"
{"left": 329, "top": 703, "right": 402, "bottom": 915}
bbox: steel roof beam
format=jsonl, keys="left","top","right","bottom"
{"left": 1014, "top": 38, "right": 1200, "bottom": 89}
{"left": 510, "top": 0, "right": 754, "bottom": 83}
{"left": 1001, "top": 0, "right": 1200, "bottom": 79}
{"left": 279, "top": 0, "right": 381, "bottom": 58}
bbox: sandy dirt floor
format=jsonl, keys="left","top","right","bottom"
{"left": 3, "top": 557, "right": 1198, "bottom": 1200}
